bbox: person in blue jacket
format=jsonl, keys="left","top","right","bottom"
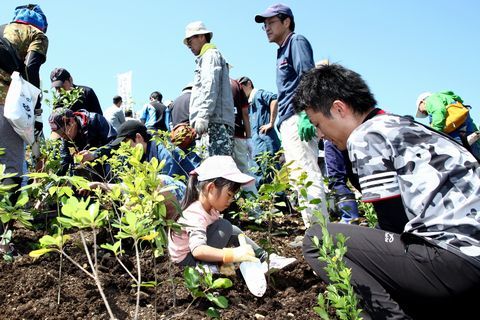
{"left": 108, "top": 120, "right": 200, "bottom": 180}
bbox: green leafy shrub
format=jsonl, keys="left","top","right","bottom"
{"left": 183, "top": 265, "right": 233, "bottom": 318}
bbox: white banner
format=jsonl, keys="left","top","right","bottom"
{"left": 117, "top": 71, "right": 132, "bottom": 111}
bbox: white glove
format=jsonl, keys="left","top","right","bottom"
{"left": 223, "top": 245, "right": 259, "bottom": 263}
{"left": 194, "top": 118, "right": 209, "bottom": 136}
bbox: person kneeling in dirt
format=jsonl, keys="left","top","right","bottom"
{"left": 295, "top": 64, "right": 480, "bottom": 320}
{"left": 48, "top": 108, "right": 117, "bottom": 181}
{"left": 107, "top": 120, "right": 201, "bottom": 180}
{"left": 168, "top": 155, "right": 295, "bottom": 274}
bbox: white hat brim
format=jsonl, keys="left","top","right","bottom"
{"left": 183, "top": 31, "right": 213, "bottom": 45}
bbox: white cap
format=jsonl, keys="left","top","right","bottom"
{"left": 192, "top": 156, "right": 254, "bottom": 184}
{"left": 415, "top": 92, "right": 432, "bottom": 118}
{"left": 183, "top": 21, "right": 213, "bottom": 45}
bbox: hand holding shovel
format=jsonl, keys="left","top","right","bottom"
{"left": 237, "top": 234, "right": 267, "bottom": 297}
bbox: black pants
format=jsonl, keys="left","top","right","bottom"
{"left": 303, "top": 223, "right": 480, "bottom": 319}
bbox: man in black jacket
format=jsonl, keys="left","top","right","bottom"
{"left": 48, "top": 108, "right": 116, "bottom": 181}
{"left": 50, "top": 68, "right": 103, "bottom": 115}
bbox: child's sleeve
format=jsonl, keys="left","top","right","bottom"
{"left": 182, "top": 211, "right": 209, "bottom": 254}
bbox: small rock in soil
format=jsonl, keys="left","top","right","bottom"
{"left": 288, "top": 235, "right": 304, "bottom": 248}
{"left": 238, "top": 303, "right": 248, "bottom": 310}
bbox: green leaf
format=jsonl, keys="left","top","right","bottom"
{"left": 0, "top": 213, "right": 12, "bottom": 224}
{"left": 29, "top": 248, "right": 54, "bottom": 258}
{"left": 211, "top": 278, "right": 233, "bottom": 289}
{"left": 206, "top": 293, "right": 228, "bottom": 309}
{"left": 100, "top": 241, "right": 123, "bottom": 255}
{"left": 14, "top": 192, "right": 29, "bottom": 207}
{"left": 125, "top": 211, "right": 137, "bottom": 228}
{"left": 39, "top": 235, "right": 57, "bottom": 247}
{"left": 313, "top": 306, "right": 330, "bottom": 320}
{"left": 48, "top": 186, "right": 57, "bottom": 196}
{"left": 59, "top": 186, "right": 74, "bottom": 197}
{"left": 183, "top": 266, "right": 200, "bottom": 290}
{"left": 300, "top": 189, "right": 308, "bottom": 199}
{"left": 206, "top": 307, "right": 220, "bottom": 318}
{"left": 204, "top": 270, "right": 213, "bottom": 287}
{"left": 26, "top": 172, "right": 50, "bottom": 179}
{"left": 137, "top": 281, "right": 157, "bottom": 288}
{"left": 312, "top": 236, "right": 320, "bottom": 247}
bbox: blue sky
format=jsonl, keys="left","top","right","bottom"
{"left": 2, "top": 1, "right": 480, "bottom": 135}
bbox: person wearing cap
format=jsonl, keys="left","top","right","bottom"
{"left": 237, "top": 76, "right": 281, "bottom": 170}
{"left": 109, "top": 120, "right": 200, "bottom": 179}
{"left": 139, "top": 91, "right": 169, "bottom": 132}
{"left": 50, "top": 68, "right": 103, "bottom": 115}
{"left": 48, "top": 108, "right": 116, "bottom": 180}
{"left": 104, "top": 95, "right": 125, "bottom": 132}
{"left": 296, "top": 64, "right": 480, "bottom": 319}
{"left": 416, "top": 90, "right": 480, "bottom": 159}
{"left": 255, "top": 4, "right": 327, "bottom": 226}
{"left": 0, "top": 4, "right": 49, "bottom": 197}
{"left": 183, "top": 21, "right": 235, "bottom": 158}
{"left": 168, "top": 155, "right": 295, "bottom": 272}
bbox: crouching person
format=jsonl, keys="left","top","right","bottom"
{"left": 107, "top": 120, "right": 200, "bottom": 180}
{"left": 48, "top": 108, "right": 116, "bottom": 181}
{"left": 168, "top": 156, "right": 294, "bottom": 273}
{"left": 295, "top": 64, "right": 480, "bottom": 319}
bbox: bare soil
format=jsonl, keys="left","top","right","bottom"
{"left": 0, "top": 213, "right": 327, "bottom": 320}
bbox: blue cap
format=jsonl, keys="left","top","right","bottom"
{"left": 255, "top": 3, "right": 293, "bottom": 23}
{"left": 12, "top": 4, "right": 48, "bottom": 33}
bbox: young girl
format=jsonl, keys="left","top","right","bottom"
{"left": 168, "top": 155, "right": 294, "bottom": 269}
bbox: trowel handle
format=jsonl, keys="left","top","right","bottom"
{"left": 238, "top": 233, "right": 247, "bottom": 246}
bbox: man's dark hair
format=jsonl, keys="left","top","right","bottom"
{"left": 113, "top": 95, "right": 122, "bottom": 104}
{"left": 125, "top": 109, "right": 133, "bottom": 117}
{"left": 150, "top": 91, "right": 163, "bottom": 102}
{"left": 277, "top": 13, "right": 295, "bottom": 32}
{"left": 238, "top": 76, "right": 254, "bottom": 89}
{"left": 124, "top": 128, "right": 150, "bottom": 142}
{"left": 294, "top": 64, "right": 377, "bottom": 117}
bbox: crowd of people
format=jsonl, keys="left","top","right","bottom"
{"left": 1, "top": 3, "right": 480, "bottom": 319}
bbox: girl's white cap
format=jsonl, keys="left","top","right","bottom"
{"left": 192, "top": 156, "right": 255, "bottom": 184}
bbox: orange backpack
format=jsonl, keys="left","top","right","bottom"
{"left": 444, "top": 101, "right": 469, "bottom": 133}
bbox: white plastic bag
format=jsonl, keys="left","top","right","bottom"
{"left": 4, "top": 71, "right": 40, "bottom": 145}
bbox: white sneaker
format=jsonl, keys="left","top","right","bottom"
{"left": 261, "top": 253, "right": 296, "bottom": 273}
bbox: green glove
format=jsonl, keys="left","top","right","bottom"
{"left": 297, "top": 111, "right": 317, "bottom": 141}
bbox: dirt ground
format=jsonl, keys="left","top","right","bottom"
{"left": 0, "top": 213, "right": 328, "bottom": 320}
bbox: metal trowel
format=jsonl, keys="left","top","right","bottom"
{"left": 238, "top": 234, "right": 267, "bottom": 297}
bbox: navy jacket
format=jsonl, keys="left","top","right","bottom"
{"left": 58, "top": 110, "right": 116, "bottom": 176}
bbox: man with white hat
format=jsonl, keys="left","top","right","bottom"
{"left": 183, "top": 21, "right": 235, "bottom": 158}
